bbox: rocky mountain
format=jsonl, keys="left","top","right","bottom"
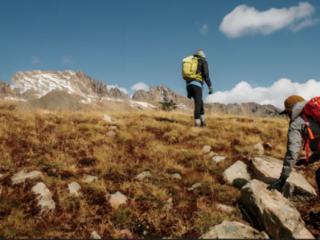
{"left": 11, "top": 70, "right": 111, "bottom": 99}
{"left": 206, "top": 102, "right": 281, "bottom": 117}
{"left": 1, "top": 70, "right": 281, "bottom": 116}
{"left": 132, "top": 85, "right": 189, "bottom": 104}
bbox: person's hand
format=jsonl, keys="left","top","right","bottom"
{"left": 208, "top": 87, "right": 213, "bottom": 95}
{"left": 267, "top": 178, "right": 286, "bottom": 191}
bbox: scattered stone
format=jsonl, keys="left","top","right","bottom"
{"left": 108, "top": 191, "right": 128, "bottom": 209}
{"left": 103, "top": 114, "right": 113, "bottom": 123}
{"left": 208, "top": 151, "right": 218, "bottom": 158}
{"left": 114, "top": 229, "right": 134, "bottom": 239}
{"left": 170, "top": 173, "right": 182, "bottom": 180}
{"left": 187, "top": 182, "right": 202, "bottom": 191}
{"left": 0, "top": 173, "right": 4, "bottom": 180}
{"left": 107, "top": 130, "right": 116, "bottom": 137}
{"left": 202, "top": 145, "right": 212, "bottom": 154}
{"left": 253, "top": 142, "right": 264, "bottom": 155}
{"left": 252, "top": 156, "right": 317, "bottom": 199}
{"left": 201, "top": 221, "right": 268, "bottom": 239}
{"left": 212, "top": 155, "right": 226, "bottom": 163}
{"left": 90, "top": 231, "right": 101, "bottom": 239}
{"left": 135, "top": 171, "right": 152, "bottom": 181}
{"left": 31, "top": 182, "right": 56, "bottom": 213}
{"left": 164, "top": 197, "right": 173, "bottom": 210}
{"left": 68, "top": 182, "right": 81, "bottom": 196}
{"left": 83, "top": 174, "right": 98, "bottom": 183}
{"left": 109, "top": 126, "right": 118, "bottom": 131}
{"left": 239, "top": 180, "right": 314, "bottom": 239}
{"left": 11, "top": 170, "right": 43, "bottom": 185}
{"left": 223, "top": 161, "right": 251, "bottom": 188}
{"left": 216, "top": 203, "right": 236, "bottom": 214}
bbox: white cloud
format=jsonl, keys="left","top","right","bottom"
{"left": 220, "top": 2, "right": 318, "bottom": 38}
{"left": 206, "top": 78, "right": 320, "bottom": 108}
{"left": 107, "top": 85, "right": 128, "bottom": 95}
{"left": 200, "top": 24, "right": 209, "bottom": 35}
{"left": 131, "top": 82, "right": 150, "bottom": 92}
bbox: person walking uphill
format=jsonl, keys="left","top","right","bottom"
{"left": 182, "top": 49, "right": 213, "bottom": 127}
{"left": 268, "top": 95, "right": 320, "bottom": 195}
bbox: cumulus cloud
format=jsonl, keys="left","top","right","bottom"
{"left": 206, "top": 78, "right": 320, "bottom": 108}
{"left": 131, "top": 82, "right": 150, "bottom": 92}
{"left": 107, "top": 85, "right": 128, "bottom": 95}
{"left": 220, "top": 2, "right": 318, "bottom": 38}
{"left": 200, "top": 24, "right": 209, "bottom": 35}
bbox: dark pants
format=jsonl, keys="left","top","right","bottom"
{"left": 187, "top": 84, "right": 204, "bottom": 119}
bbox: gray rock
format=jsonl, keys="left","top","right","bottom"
{"left": 83, "top": 174, "right": 98, "bottom": 183}
{"left": 68, "top": 182, "right": 81, "bottom": 196}
{"left": 170, "top": 173, "right": 182, "bottom": 180}
{"left": 212, "top": 156, "right": 226, "bottom": 163}
{"left": 103, "top": 114, "right": 113, "bottom": 123}
{"left": 31, "top": 182, "right": 56, "bottom": 213}
{"left": 202, "top": 145, "right": 212, "bottom": 154}
{"left": 106, "top": 130, "right": 116, "bottom": 137}
{"left": 90, "top": 231, "right": 101, "bottom": 239}
{"left": 253, "top": 143, "right": 264, "bottom": 155}
{"left": 201, "top": 221, "right": 268, "bottom": 239}
{"left": 187, "top": 182, "right": 202, "bottom": 191}
{"left": 108, "top": 125, "right": 118, "bottom": 131}
{"left": 163, "top": 197, "right": 173, "bottom": 210}
{"left": 216, "top": 203, "right": 236, "bottom": 214}
{"left": 252, "top": 156, "right": 317, "bottom": 199}
{"left": 11, "top": 170, "right": 43, "bottom": 185}
{"left": 135, "top": 171, "right": 152, "bottom": 181}
{"left": 223, "top": 161, "right": 251, "bottom": 188}
{"left": 108, "top": 191, "right": 128, "bottom": 209}
{"left": 239, "top": 180, "right": 314, "bottom": 239}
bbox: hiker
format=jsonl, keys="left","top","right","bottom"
{"left": 182, "top": 49, "right": 213, "bottom": 127}
{"left": 268, "top": 95, "right": 320, "bottom": 194}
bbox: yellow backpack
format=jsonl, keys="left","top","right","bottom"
{"left": 182, "top": 56, "right": 203, "bottom": 81}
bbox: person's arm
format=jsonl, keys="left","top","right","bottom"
{"left": 268, "top": 119, "right": 303, "bottom": 190}
{"left": 201, "top": 59, "right": 213, "bottom": 94}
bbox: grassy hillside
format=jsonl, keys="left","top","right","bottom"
{"left": 0, "top": 102, "right": 318, "bottom": 238}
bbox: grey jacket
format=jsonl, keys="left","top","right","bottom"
{"left": 281, "top": 101, "right": 320, "bottom": 179}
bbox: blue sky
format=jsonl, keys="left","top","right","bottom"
{"left": 1, "top": 0, "right": 320, "bottom": 102}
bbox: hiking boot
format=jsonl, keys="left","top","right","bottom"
{"left": 195, "top": 119, "right": 201, "bottom": 127}
{"left": 200, "top": 115, "right": 206, "bottom": 127}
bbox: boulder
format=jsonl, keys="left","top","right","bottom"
{"left": 68, "top": 182, "right": 81, "bottom": 196}
{"left": 31, "top": 182, "right": 56, "bottom": 213}
{"left": 135, "top": 171, "right": 152, "bottom": 181}
{"left": 223, "top": 161, "right": 251, "bottom": 188}
{"left": 201, "top": 221, "right": 268, "bottom": 239}
{"left": 239, "top": 180, "right": 314, "bottom": 239}
{"left": 108, "top": 191, "right": 128, "bottom": 209}
{"left": 252, "top": 156, "right": 317, "bottom": 199}
{"left": 11, "top": 170, "right": 43, "bottom": 185}
{"left": 212, "top": 156, "right": 226, "bottom": 164}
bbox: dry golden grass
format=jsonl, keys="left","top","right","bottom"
{"left": 0, "top": 103, "right": 318, "bottom": 238}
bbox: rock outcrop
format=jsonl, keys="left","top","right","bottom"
{"left": 239, "top": 180, "right": 314, "bottom": 239}
{"left": 201, "top": 221, "right": 268, "bottom": 239}
{"left": 251, "top": 156, "right": 317, "bottom": 199}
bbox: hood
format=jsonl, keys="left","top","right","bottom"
{"left": 291, "top": 101, "right": 307, "bottom": 120}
